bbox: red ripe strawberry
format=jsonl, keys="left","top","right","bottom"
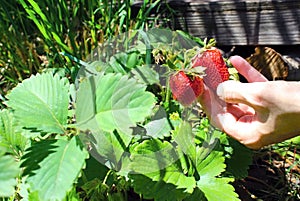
{"left": 169, "top": 71, "right": 204, "bottom": 106}
{"left": 192, "top": 47, "right": 229, "bottom": 90}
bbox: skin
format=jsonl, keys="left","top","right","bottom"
{"left": 199, "top": 55, "right": 300, "bottom": 149}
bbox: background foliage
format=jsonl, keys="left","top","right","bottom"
{"left": 0, "top": 0, "right": 173, "bottom": 97}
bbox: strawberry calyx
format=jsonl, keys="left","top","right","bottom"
{"left": 179, "top": 66, "right": 206, "bottom": 79}
{"left": 202, "top": 38, "right": 217, "bottom": 50}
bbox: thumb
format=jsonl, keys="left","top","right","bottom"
{"left": 216, "top": 80, "right": 264, "bottom": 109}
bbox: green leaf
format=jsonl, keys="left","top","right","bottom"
{"left": 144, "top": 106, "right": 171, "bottom": 139}
{"left": 225, "top": 138, "right": 253, "bottom": 179}
{"left": 77, "top": 73, "right": 156, "bottom": 135}
{"left": 77, "top": 157, "right": 109, "bottom": 186}
{"left": 108, "top": 53, "right": 128, "bottom": 74}
{"left": 173, "top": 121, "right": 196, "bottom": 162}
{"left": 130, "top": 171, "right": 195, "bottom": 201}
{"left": 0, "top": 154, "right": 20, "bottom": 197}
{"left": 21, "top": 137, "right": 88, "bottom": 201}
{"left": 197, "top": 151, "right": 225, "bottom": 177}
{"left": 0, "top": 109, "right": 28, "bottom": 155}
{"left": 150, "top": 171, "right": 196, "bottom": 194}
{"left": 6, "top": 73, "right": 69, "bottom": 134}
{"left": 196, "top": 151, "right": 240, "bottom": 201}
{"left": 196, "top": 177, "right": 239, "bottom": 201}
{"left": 196, "top": 125, "right": 223, "bottom": 165}
{"left": 17, "top": 177, "right": 30, "bottom": 201}
{"left": 130, "top": 65, "right": 160, "bottom": 85}
{"left": 0, "top": 137, "right": 6, "bottom": 155}
{"left": 75, "top": 75, "right": 97, "bottom": 132}
{"left": 129, "top": 139, "right": 179, "bottom": 174}
{"left": 184, "top": 188, "right": 206, "bottom": 201}
{"left": 63, "top": 187, "right": 81, "bottom": 201}
{"left": 95, "top": 73, "right": 155, "bottom": 134}
{"left": 126, "top": 51, "right": 140, "bottom": 69}
{"left": 83, "top": 129, "right": 132, "bottom": 171}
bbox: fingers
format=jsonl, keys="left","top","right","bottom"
{"left": 217, "top": 80, "right": 265, "bottom": 109}
{"left": 198, "top": 85, "right": 227, "bottom": 128}
{"left": 216, "top": 81, "right": 248, "bottom": 103}
{"left": 226, "top": 103, "right": 255, "bottom": 119}
{"left": 229, "top": 56, "right": 268, "bottom": 82}
{"left": 218, "top": 113, "right": 264, "bottom": 149}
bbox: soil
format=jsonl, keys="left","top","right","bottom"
{"left": 234, "top": 149, "right": 300, "bottom": 201}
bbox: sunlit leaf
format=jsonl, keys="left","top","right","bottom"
{"left": 173, "top": 121, "right": 196, "bottom": 161}
{"left": 197, "top": 177, "right": 239, "bottom": 201}
{"left": 131, "top": 65, "right": 160, "bottom": 85}
{"left": 0, "top": 154, "right": 20, "bottom": 197}
{"left": 76, "top": 73, "right": 156, "bottom": 135}
{"left": 6, "top": 73, "right": 69, "bottom": 134}
{"left": 197, "top": 150, "right": 225, "bottom": 178}
{"left": 144, "top": 106, "right": 171, "bottom": 139}
{"left": 21, "top": 137, "right": 88, "bottom": 201}
{"left": 0, "top": 109, "right": 28, "bottom": 155}
{"left": 196, "top": 151, "right": 239, "bottom": 201}
{"left": 95, "top": 73, "right": 155, "bottom": 134}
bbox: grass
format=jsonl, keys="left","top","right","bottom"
{"left": 0, "top": 0, "right": 173, "bottom": 100}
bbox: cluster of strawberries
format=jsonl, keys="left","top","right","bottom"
{"left": 169, "top": 45, "right": 229, "bottom": 106}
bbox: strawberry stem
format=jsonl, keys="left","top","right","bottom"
{"left": 164, "top": 72, "right": 171, "bottom": 109}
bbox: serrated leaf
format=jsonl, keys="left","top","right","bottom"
{"left": 17, "top": 177, "right": 30, "bottom": 201}
{"left": 196, "top": 151, "right": 240, "bottom": 201}
{"left": 6, "top": 73, "right": 69, "bottom": 134}
{"left": 144, "top": 106, "right": 171, "bottom": 139}
{"left": 84, "top": 128, "right": 132, "bottom": 171}
{"left": 76, "top": 73, "right": 156, "bottom": 135}
{"left": 196, "top": 126, "right": 223, "bottom": 164}
{"left": 197, "top": 151, "right": 225, "bottom": 178}
{"left": 130, "top": 139, "right": 179, "bottom": 174}
{"left": 130, "top": 175, "right": 190, "bottom": 201}
{"left": 75, "top": 76, "right": 97, "bottom": 132}
{"left": 21, "top": 137, "right": 88, "bottom": 201}
{"left": 173, "top": 121, "right": 196, "bottom": 161}
{"left": 150, "top": 171, "right": 196, "bottom": 194}
{"left": 0, "top": 154, "right": 20, "bottom": 197}
{"left": 197, "top": 177, "right": 239, "bottom": 201}
{"left": 131, "top": 65, "right": 160, "bottom": 85}
{"left": 97, "top": 73, "right": 156, "bottom": 133}
{"left": 0, "top": 109, "right": 28, "bottom": 154}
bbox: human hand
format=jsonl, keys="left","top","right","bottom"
{"left": 199, "top": 56, "right": 300, "bottom": 149}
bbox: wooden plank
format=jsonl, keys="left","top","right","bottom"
{"left": 156, "top": 0, "right": 300, "bottom": 45}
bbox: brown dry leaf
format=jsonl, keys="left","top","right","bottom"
{"left": 246, "top": 47, "right": 289, "bottom": 80}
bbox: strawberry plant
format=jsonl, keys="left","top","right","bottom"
{"left": 0, "top": 28, "right": 252, "bottom": 201}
